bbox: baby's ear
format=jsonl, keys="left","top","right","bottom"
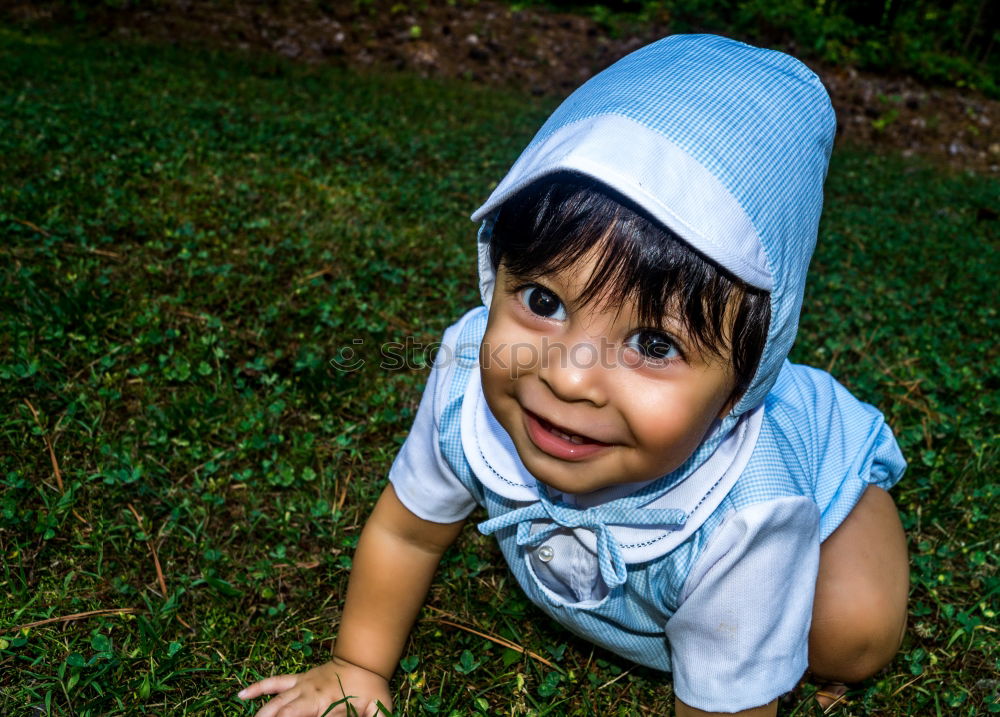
{"left": 717, "top": 383, "right": 742, "bottom": 420}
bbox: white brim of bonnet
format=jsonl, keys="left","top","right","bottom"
{"left": 470, "top": 114, "right": 772, "bottom": 308}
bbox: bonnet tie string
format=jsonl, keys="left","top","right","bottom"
{"left": 478, "top": 492, "right": 687, "bottom": 590}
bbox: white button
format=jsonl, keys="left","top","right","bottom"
{"left": 537, "top": 545, "right": 554, "bottom": 563}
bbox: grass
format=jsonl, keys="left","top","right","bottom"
{"left": 1, "top": 24, "right": 998, "bottom": 717}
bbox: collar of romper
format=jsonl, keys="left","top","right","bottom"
{"left": 462, "top": 366, "right": 763, "bottom": 582}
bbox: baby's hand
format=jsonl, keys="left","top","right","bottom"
{"left": 238, "top": 657, "right": 392, "bottom": 717}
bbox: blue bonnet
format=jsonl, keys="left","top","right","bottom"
{"left": 471, "top": 34, "right": 837, "bottom": 418}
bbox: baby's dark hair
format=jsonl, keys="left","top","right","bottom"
{"left": 488, "top": 173, "right": 771, "bottom": 401}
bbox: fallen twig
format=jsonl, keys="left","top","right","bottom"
{"left": 4, "top": 607, "right": 143, "bottom": 633}
{"left": 423, "top": 605, "right": 555, "bottom": 669}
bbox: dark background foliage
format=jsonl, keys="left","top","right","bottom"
{"left": 10, "top": 0, "right": 1000, "bottom": 96}
{"left": 532, "top": 0, "right": 999, "bottom": 96}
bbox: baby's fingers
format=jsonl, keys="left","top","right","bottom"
{"left": 238, "top": 674, "right": 299, "bottom": 700}
{"left": 248, "top": 687, "right": 300, "bottom": 717}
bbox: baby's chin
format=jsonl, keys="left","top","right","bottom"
{"left": 518, "top": 450, "right": 674, "bottom": 498}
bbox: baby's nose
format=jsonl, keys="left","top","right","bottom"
{"left": 537, "top": 337, "right": 609, "bottom": 407}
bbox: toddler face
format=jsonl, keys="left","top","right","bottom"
{"left": 480, "top": 246, "right": 738, "bottom": 496}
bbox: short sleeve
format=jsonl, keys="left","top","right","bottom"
{"left": 768, "top": 363, "right": 907, "bottom": 540}
{"left": 665, "top": 497, "right": 820, "bottom": 713}
{"left": 388, "top": 315, "right": 478, "bottom": 523}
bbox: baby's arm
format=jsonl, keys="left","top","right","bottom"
{"left": 239, "top": 484, "right": 465, "bottom": 716}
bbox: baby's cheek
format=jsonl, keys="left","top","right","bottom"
{"left": 480, "top": 341, "right": 514, "bottom": 389}
{"left": 479, "top": 358, "right": 517, "bottom": 430}
{"left": 634, "top": 409, "right": 706, "bottom": 468}
{"left": 482, "top": 321, "right": 538, "bottom": 380}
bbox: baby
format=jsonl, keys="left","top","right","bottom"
{"left": 239, "top": 34, "right": 909, "bottom": 716}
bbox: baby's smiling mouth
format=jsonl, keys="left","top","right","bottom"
{"left": 525, "top": 410, "right": 609, "bottom": 447}
{"left": 524, "top": 409, "right": 611, "bottom": 448}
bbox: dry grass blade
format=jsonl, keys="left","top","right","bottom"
{"left": 23, "top": 399, "right": 64, "bottom": 493}
{"left": 11, "top": 216, "right": 51, "bottom": 236}
{"left": 890, "top": 675, "right": 924, "bottom": 697}
{"left": 335, "top": 470, "right": 351, "bottom": 511}
{"left": 10, "top": 217, "right": 123, "bottom": 260}
{"left": 423, "top": 605, "right": 555, "bottom": 669}
{"left": 300, "top": 266, "right": 335, "bottom": 283}
{"left": 127, "top": 503, "right": 168, "bottom": 596}
{"left": 86, "top": 247, "right": 124, "bottom": 260}
{"left": 4, "top": 608, "right": 143, "bottom": 632}
{"left": 817, "top": 688, "right": 849, "bottom": 714}
{"left": 596, "top": 666, "right": 633, "bottom": 689}
{"left": 175, "top": 449, "right": 230, "bottom": 484}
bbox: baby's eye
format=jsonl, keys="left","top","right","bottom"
{"left": 520, "top": 286, "right": 567, "bottom": 320}
{"left": 625, "top": 330, "right": 680, "bottom": 362}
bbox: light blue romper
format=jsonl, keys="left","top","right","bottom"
{"left": 388, "top": 35, "right": 907, "bottom": 711}
{"left": 390, "top": 308, "right": 904, "bottom": 711}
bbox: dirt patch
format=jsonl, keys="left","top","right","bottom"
{"left": 9, "top": 0, "right": 999, "bottom": 173}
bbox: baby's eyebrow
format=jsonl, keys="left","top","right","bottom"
{"left": 505, "top": 264, "right": 557, "bottom": 283}
{"left": 501, "top": 268, "right": 540, "bottom": 284}
{"left": 502, "top": 268, "right": 571, "bottom": 296}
